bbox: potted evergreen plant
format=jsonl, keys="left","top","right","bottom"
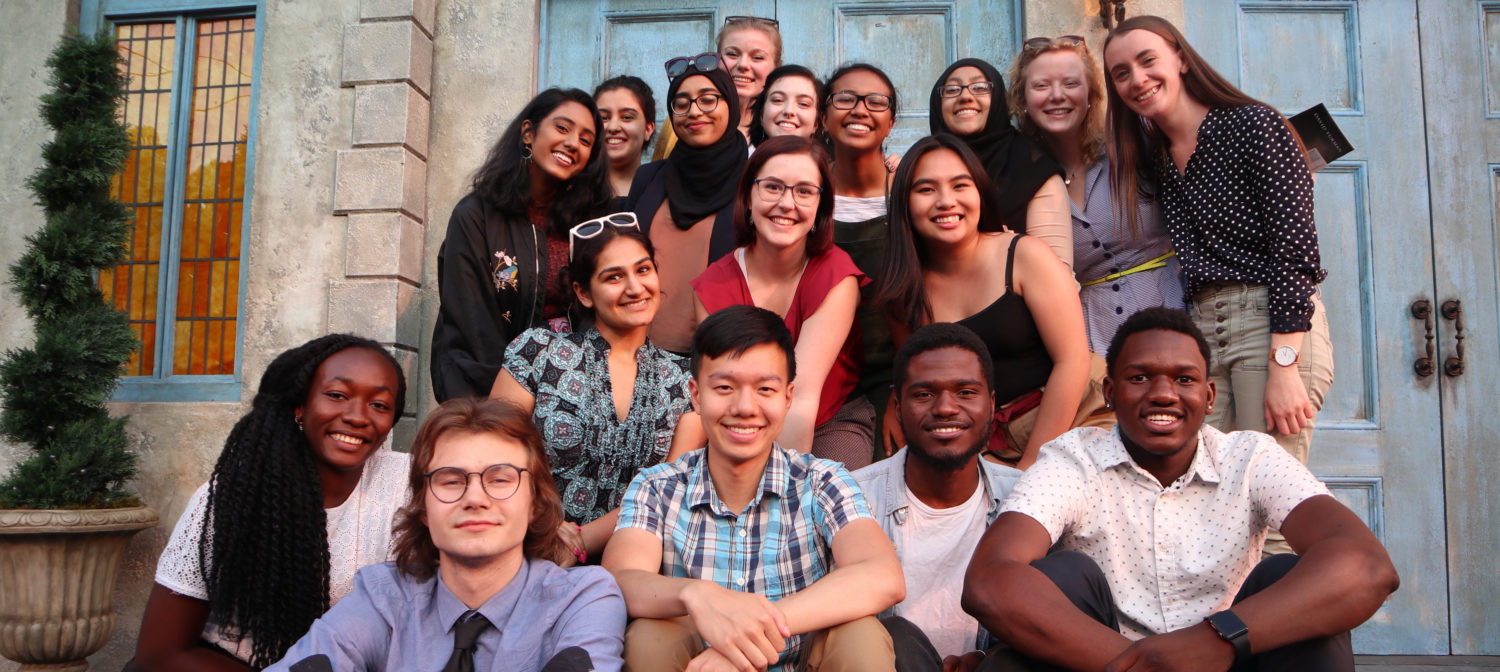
{"left": 0, "top": 30, "right": 158, "bottom": 672}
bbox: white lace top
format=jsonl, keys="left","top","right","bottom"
{"left": 154, "top": 449, "right": 411, "bottom": 661}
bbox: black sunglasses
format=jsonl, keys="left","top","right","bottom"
{"left": 665, "top": 52, "right": 725, "bottom": 79}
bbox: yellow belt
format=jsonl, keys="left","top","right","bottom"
{"left": 1080, "top": 251, "right": 1176, "bottom": 287}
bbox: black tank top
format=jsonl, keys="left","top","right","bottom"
{"left": 956, "top": 235, "right": 1053, "bottom": 402}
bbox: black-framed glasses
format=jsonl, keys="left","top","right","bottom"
{"left": 670, "top": 92, "right": 724, "bottom": 117}
{"left": 827, "top": 90, "right": 892, "bottom": 112}
{"left": 1023, "top": 35, "right": 1086, "bottom": 52}
{"left": 753, "top": 178, "right": 823, "bottom": 207}
{"left": 724, "top": 15, "right": 778, "bottom": 27}
{"left": 424, "top": 464, "right": 529, "bottom": 503}
{"left": 939, "top": 81, "right": 997, "bottom": 98}
{"left": 665, "top": 52, "right": 725, "bottom": 79}
{"left": 569, "top": 212, "right": 640, "bottom": 259}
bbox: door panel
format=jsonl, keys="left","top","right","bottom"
{"left": 1420, "top": 0, "right": 1500, "bottom": 654}
{"left": 1187, "top": 0, "right": 1448, "bottom": 654}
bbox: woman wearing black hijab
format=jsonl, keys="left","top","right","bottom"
{"left": 627, "top": 55, "right": 748, "bottom": 353}
{"left": 930, "top": 58, "right": 1073, "bottom": 270}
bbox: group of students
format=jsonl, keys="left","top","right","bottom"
{"left": 127, "top": 14, "right": 1376, "bottom": 672}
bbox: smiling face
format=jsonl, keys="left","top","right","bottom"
{"left": 719, "top": 27, "right": 777, "bottom": 105}
{"left": 521, "top": 100, "right": 596, "bottom": 187}
{"left": 760, "top": 74, "right": 819, "bottom": 139}
{"left": 576, "top": 236, "right": 660, "bottom": 336}
{"left": 691, "top": 343, "right": 793, "bottom": 466}
{"left": 423, "top": 430, "right": 533, "bottom": 571}
{"left": 897, "top": 347, "right": 994, "bottom": 471}
{"left": 1103, "top": 28, "right": 1189, "bottom": 123}
{"left": 749, "top": 152, "right": 821, "bottom": 253}
{"left": 907, "top": 147, "right": 983, "bottom": 248}
{"left": 595, "top": 88, "right": 654, "bottom": 168}
{"left": 1023, "top": 50, "right": 1090, "bottom": 138}
{"left": 939, "top": 66, "right": 992, "bottom": 136}
{"left": 1103, "top": 328, "right": 1215, "bottom": 478}
{"left": 297, "top": 347, "right": 400, "bottom": 475}
{"left": 672, "top": 74, "right": 731, "bottom": 147}
{"left": 822, "top": 69, "right": 894, "bottom": 153}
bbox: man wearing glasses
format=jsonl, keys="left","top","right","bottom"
{"left": 267, "top": 398, "right": 626, "bottom": 672}
{"left": 604, "top": 306, "right": 906, "bottom": 671}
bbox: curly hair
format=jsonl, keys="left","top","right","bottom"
{"left": 202, "top": 334, "right": 406, "bottom": 668}
{"left": 392, "top": 397, "right": 571, "bottom": 580}
{"left": 1006, "top": 37, "right": 1108, "bottom": 166}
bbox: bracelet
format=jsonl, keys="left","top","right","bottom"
{"left": 572, "top": 523, "right": 586, "bottom": 564}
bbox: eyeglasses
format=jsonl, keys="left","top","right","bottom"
{"left": 753, "top": 178, "right": 824, "bottom": 207}
{"left": 671, "top": 92, "right": 724, "bottom": 116}
{"left": 569, "top": 212, "right": 639, "bottom": 259}
{"left": 665, "top": 52, "right": 725, "bottom": 79}
{"left": 1023, "top": 35, "right": 1086, "bottom": 52}
{"left": 939, "top": 81, "right": 997, "bottom": 98}
{"left": 827, "top": 90, "right": 892, "bottom": 112}
{"left": 424, "top": 464, "right": 529, "bottom": 503}
{"left": 724, "top": 15, "right": 778, "bottom": 27}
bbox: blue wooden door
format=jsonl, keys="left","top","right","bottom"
{"left": 540, "top": 0, "right": 1022, "bottom": 153}
{"left": 1420, "top": 0, "right": 1500, "bottom": 656}
{"left": 1188, "top": 0, "right": 1468, "bottom": 654}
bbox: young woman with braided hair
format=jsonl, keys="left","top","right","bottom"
{"left": 134, "top": 334, "right": 408, "bottom": 670}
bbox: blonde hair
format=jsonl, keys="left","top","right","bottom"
{"left": 1007, "top": 37, "right": 1107, "bottom": 163}
{"left": 717, "top": 18, "right": 784, "bottom": 67}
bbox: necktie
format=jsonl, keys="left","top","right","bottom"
{"left": 442, "top": 610, "right": 493, "bottom": 672}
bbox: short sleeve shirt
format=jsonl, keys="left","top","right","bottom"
{"left": 505, "top": 327, "right": 692, "bottom": 524}
{"left": 616, "top": 443, "right": 873, "bottom": 669}
{"left": 1000, "top": 425, "right": 1330, "bottom": 639}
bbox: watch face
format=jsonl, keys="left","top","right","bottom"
{"left": 1274, "top": 346, "right": 1298, "bottom": 367}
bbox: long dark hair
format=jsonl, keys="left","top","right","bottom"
{"left": 471, "top": 88, "right": 612, "bottom": 235}
{"left": 733, "top": 135, "right": 835, "bottom": 257}
{"left": 1103, "top": 16, "right": 1283, "bottom": 232}
{"left": 203, "top": 334, "right": 407, "bottom": 668}
{"left": 876, "top": 134, "right": 1004, "bottom": 331}
{"left": 749, "top": 65, "right": 827, "bottom": 146}
{"left": 391, "top": 397, "right": 570, "bottom": 580}
{"left": 565, "top": 224, "right": 658, "bottom": 330}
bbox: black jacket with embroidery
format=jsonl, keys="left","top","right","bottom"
{"left": 430, "top": 192, "right": 550, "bottom": 402}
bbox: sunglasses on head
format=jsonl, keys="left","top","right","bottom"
{"left": 724, "top": 15, "right": 778, "bottom": 27}
{"left": 569, "top": 212, "right": 640, "bottom": 260}
{"left": 665, "top": 52, "right": 725, "bottom": 79}
{"left": 1023, "top": 35, "right": 1086, "bottom": 52}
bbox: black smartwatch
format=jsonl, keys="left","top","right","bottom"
{"left": 1206, "top": 610, "right": 1250, "bottom": 666}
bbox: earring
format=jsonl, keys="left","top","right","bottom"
{"left": 294, "top": 414, "right": 304, "bottom": 431}
{"left": 1104, "top": 401, "right": 1113, "bottom": 410}
{"left": 520, "top": 143, "right": 533, "bottom": 161}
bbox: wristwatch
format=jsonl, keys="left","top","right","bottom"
{"left": 1270, "top": 345, "right": 1300, "bottom": 367}
{"left": 1206, "top": 610, "right": 1251, "bottom": 666}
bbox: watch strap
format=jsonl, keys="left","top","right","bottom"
{"left": 1207, "top": 610, "right": 1251, "bottom": 665}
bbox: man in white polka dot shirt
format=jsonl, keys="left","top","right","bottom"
{"left": 961, "top": 307, "right": 1397, "bottom": 671}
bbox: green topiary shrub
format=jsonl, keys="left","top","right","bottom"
{"left": 0, "top": 30, "right": 140, "bottom": 509}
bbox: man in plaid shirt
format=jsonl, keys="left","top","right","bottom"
{"left": 604, "top": 305, "right": 905, "bottom": 671}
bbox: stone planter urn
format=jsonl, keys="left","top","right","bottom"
{"left": 0, "top": 506, "right": 158, "bottom": 672}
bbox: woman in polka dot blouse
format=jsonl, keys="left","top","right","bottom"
{"left": 1100, "top": 16, "right": 1334, "bottom": 478}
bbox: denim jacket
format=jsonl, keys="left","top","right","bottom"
{"left": 851, "top": 448, "right": 1023, "bottom": 651}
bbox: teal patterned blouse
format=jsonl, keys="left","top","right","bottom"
{"left": 503, "top": 327, "right": 693, "bottom": 524}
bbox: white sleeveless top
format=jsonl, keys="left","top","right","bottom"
{"left": 154, "top": 449, "right": 411, "bottom": 661}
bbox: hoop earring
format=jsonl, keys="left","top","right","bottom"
{"left": 521, "top": 143, "right": 533, "bottom": 161}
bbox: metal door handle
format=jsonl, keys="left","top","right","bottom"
{"left": 1441, "top": 299, "right": 1465, "bottom": 377}
{"left": 1411, "top": 299, "right": 1434, "bottom": 378}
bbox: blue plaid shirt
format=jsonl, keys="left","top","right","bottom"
{"left": 616, "top": 443, "right": 873, "bottom": 669}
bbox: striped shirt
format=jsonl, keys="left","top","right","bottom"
{"left": 616, "top": 443, "right": 873, "bottom": 669}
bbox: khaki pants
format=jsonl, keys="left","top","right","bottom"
{"left": 623, "top": 614, "right": 895, "bottom": 672}
{"left": 989, "top": 353, "right": 1117, "bottom": 464}
{"left": 1190, "top": 284, "right": 1335, "bottom": 554}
